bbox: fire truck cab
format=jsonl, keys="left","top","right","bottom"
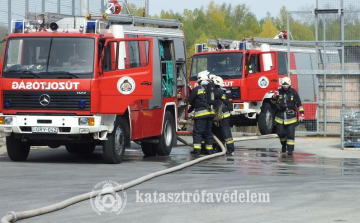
{"left": 189, "top": 39, "right": 289, "bottom": 135}
{"left": 0, "top": 9, "right": 189, "bottom": 164}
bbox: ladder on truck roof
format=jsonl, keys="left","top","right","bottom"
{"left": 87, "top": 13, "right": 182, "bottom": 29}
{"left": 207, "top": 37, "right": 319, "bottom": 48}
{"left": 25, "top": 12, "right": 182, "bottom": 29}
{"left": 208, "top": 37, "right": 285, "bottom": 47}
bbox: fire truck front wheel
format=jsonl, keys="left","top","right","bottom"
{"left": 156, "top": 111, "right": 175, "bottom": 156}
{"left": 258, "top": 103, "right": 275, "bottom": 135}
{"left": 6, "top": 134, "right": 31, "bottom": 161}
{"left": 102, "top": 116, "right": 128, "bottom": 164}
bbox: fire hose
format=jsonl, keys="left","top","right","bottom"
{"left": 1, "top": 120, "right": 276, "bottom": 223}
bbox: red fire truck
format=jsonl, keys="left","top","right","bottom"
{"left": 189, "top": 36, "right": 317, "bottom": 134}
{"left": 0, "top": 5, "right": 189, "bottom": 163}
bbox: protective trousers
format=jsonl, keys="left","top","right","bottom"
{"left": 276, "top": 123, "right": 296, "bottom": 152}
{"left": 193, "top": 117, "right": 214, "bottom": 152}
{"left": 220, "top": 118, "right": 234, "bottom": 153}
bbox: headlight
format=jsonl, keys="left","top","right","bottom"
{"left": 79, "top": 117, "right": 95, "bottom": 126}
{"left": 234, "top": 104, "right": 244, "bottom": 110}
{"left": 4, "top": 117, "right": 13, "bottom": 125}
{"left": 79, "top": 118, "right": 89, "bottom": 126}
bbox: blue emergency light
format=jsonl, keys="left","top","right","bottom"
{"left": 86, "top": 21, "right": 97, "bottom": 33}
{"left": 12, "top": 20, "right": 25, "bottom": 33}
{"left": 239, "top": 42, "right": 246, "bottom": 50}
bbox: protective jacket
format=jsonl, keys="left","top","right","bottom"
{"left": 214, "top": 87, "right": 233, "bottom": 119}
{"left": 271, "top": 87, "right": 304, "bottom": 125}
{"left": 189, "top": 84, "right": 215, "bottom": 119}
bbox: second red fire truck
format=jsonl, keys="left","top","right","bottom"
{"left": 189, "top": 36, "right": 317, "bottom": 134}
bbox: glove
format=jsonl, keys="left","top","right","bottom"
{"left": 188, "top": 111, "right": 195, "bottom": 119}
{"left": 298, "top": 113, "right": 305, "bottom": 122}
{"left": 272, "top": 91, "right": 279, "bottom": 100}
{"left": 187, "top": 83, "right": 193, "bottom": 90}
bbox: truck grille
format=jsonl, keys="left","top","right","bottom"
{"left": 3, "top": 91, "right": 90, "bottom": 110}
{"left": 226, "top": 87, "right": 241, "bottom": 100}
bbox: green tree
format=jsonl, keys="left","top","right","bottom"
{"left": 258, "top": 19, "right": 278, "bottom": 38}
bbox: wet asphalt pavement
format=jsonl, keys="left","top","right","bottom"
{"left": 1, "top": 137, "right": 360, "bottom": 223}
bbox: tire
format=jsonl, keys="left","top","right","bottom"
{"left": 141, "top": 142, "right": 157, "bottom": 156}
{"left": 155, "top": 111, "right": 175, "bottom": 156}
{"left": 102, "top": 116, "right": 128, "bottom": 164}
{"left": 6, "top": 134, "right": 31, "bottom": 161}
{"left": 258, "top": 103, "right": 275, "bottom": 135}
{"left": 65, "top": 143, "right": 96, "bottom": 154}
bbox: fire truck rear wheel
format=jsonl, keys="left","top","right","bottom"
{"left": 102, "top": 116, "right": 128, "bottom": 164}
{"left": 258, "top": 103, "right": 275, "bottom": 135}
{"left": 6, "top": 134, "right": 31, "bottom": 161}
{"left": 65, "top": 143, "right": 96, "bottom": 154}
{"left": 156, "top": 111, "right": 175, "bottom": 156}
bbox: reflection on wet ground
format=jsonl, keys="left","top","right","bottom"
{"left": 125, "top": 146, "right": 360, "bottom": 176}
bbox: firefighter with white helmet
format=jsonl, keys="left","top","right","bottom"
{"left": 212, "top": 76, "right": 235, "bottom": 155}
{"left": 188, "top": 71, "right": 216, "bottom": 155}
{"left": 271, "top": 76, "right": 305, "bottom": 155}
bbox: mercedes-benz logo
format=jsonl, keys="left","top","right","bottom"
{"left": 39, "top": 94, "right": 51, "bottom": 106}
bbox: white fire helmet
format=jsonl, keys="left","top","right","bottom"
{"left": 213, "top": 76, "right": 224, "bottom": 87}
{"left": 209, "top": 74, "right": 216, "bottom": 81}
{"left": 197, "top": 70, "right": 210, "bottom": 82}
{"left": 281, "top": 77, "right": 291, "bottom": 87}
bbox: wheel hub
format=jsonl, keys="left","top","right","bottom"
{"left": 266, "top": 110, "right": 273, "bottom": 129}
{"left": 164, "top": 120, "right": 172, "bottom": 147}
{"left": 115, "top": 125, "right": 125, "bottom": 155}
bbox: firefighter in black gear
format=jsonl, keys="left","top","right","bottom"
{"left": 212, "top": 76, "right": 235, "bottom": 155}
{"left": 271, "top": 77, "right": 305, "bottom": 155}
{"left": 188, "top": 71, "right": 215, "bottom": 155}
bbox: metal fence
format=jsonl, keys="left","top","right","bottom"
{"left": 288, "top": 0, "right": 360, "bottom": 135}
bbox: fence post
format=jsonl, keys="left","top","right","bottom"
{"left": 8, "top": 0, "right": 11, "bottom": 33}
{"left": 72, "top": 0, "right": 75, "bottom": 16}
{"left": 42, "top": 0, "right": 45, "bottom": 12}
{"left": 101, "top": 0, "right": 105, "bottom": 13}
{"left": 57, "top": 0, "right": 61, "bottom": 14}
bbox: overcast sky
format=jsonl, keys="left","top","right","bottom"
{"left": 149, "top": 0, "right": 317, "bottom": 19}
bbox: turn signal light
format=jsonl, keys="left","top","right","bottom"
{"left": 89, "top": 118, "right": 95, "bottom": 126}
{"left": 0, "top": 117, "right": 4, "bottom": 125}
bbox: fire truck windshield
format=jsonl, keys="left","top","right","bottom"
{"left": 190, "top": 52, "right": 243, "bottom": 81}
{"left": 2, "top": 37, "right": 95, "bottom": 79}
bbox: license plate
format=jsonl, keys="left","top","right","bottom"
{"left": 32, "top": 127, "right": 58, "bottom": 133}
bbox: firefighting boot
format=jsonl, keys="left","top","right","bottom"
{"left": 288, "top": 151, "right": 293, "bottom": 156}
{"left": 226, "top": 149, "right": 234, "bottom": 156}
{"left": 190, "top": 149, "right": 201, "bottom": 155}
{"left": 205, "top": 149, "right": 214, "bottom": 155}
{"left": 282, "top": 144, "right": 287, "bottom": 153}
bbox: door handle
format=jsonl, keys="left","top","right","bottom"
{"left": 141, "top": 81, "right": 152, "bottom": 85}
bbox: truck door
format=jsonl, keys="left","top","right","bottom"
{"left": 246, "top": 51, "right": 278, "bottom": 101}
{"left": 99, "top": 38, "right": 153, "bottom": 114}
